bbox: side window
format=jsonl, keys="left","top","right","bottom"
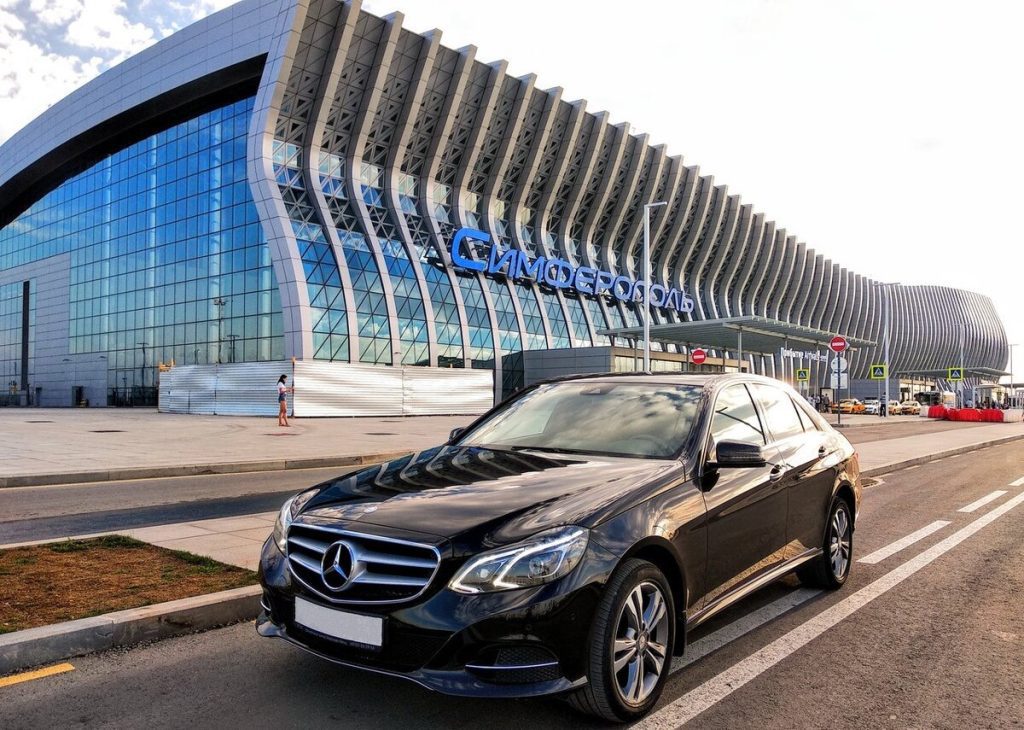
{"left": 751, "top": 384, "right": 805, "bottom": 442}
{"left": 709, "top": 384, "right": 766, "bottom": 453}
{"left": 793, "top": 399, "right": 821, "bottom": 431}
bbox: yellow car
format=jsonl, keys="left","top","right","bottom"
{"left": 887, "top": 400, "right": 901, "bottom": 415}
{"left": 833, "top": 398, "right": 865, "bottom": 414}
{"left": 900, "top": 400, "right": 921, "bottom": 415}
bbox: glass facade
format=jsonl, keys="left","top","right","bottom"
{"left": 0, "top": 281, "right": 31, "bottom": 397}
{"left": 0, "top": 98, "right": 284, "bottom": 398}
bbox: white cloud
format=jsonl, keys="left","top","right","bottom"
{"left": 28, "top": 0, "right": 81, "bottom": 26}
{"left": 65, "top": 1, "right": 154, "bottom": 55}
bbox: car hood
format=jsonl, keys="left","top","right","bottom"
{"left": 297, "top": 445, "right": 684, "bottom": 548}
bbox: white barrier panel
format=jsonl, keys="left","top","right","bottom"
{"left": 1001, "top": 409, "right": 1024, "bottom": 423}
{"left": 160, "top": 361, "right": 493, "bottom": 417}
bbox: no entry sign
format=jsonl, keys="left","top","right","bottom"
{"left": 829, "top": 336, "right": 849, "bottom": 353}
{"left": 691, "top": 348, "right": 707, "bottom": 365}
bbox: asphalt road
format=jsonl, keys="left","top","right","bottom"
{"left": 2, "top": 440, "right": 1022, "bottom": 728}
{"left": 0, "top": 467, "right": 348, "bottom": 544}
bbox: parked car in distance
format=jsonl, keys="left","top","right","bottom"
{"left": 833, "top": 398, "right": 865, "bottom": 414}
{"left": 863, "top": 398, "right": 880, "bottom": 415}
{"left": 257, "top": 373, "right": 862, "bottom": 722}
{"left": 900, "top": 400, "right": 922, "bottom": 415}
{"left": 887, "top": 399, "right": 902, "bottom": 415}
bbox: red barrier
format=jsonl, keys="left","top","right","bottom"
{"left": 980, "top": 409, "right": 1005, "bottom": 423}
{"left": 949, "top": 408, "right": 981, "bottom": 422}
{"left": 927, "top": 405, "right": 948, "bottom": 419}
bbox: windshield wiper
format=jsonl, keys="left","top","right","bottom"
{"left": 506, "top": 445, "right": 586, "bottom": 455}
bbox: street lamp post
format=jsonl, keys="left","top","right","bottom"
{"left": 642, "top": 201, "right": 667, "bottom": 373}
{"left": 213, "top": 297, "right": 228, "bottom": 364}
{"left": 137, "top": 342, "right": 148, "bottom": 391}
{"left": 880, "top": 282, "right": 899, "bottom": 418}
{"left": 1009, "top": 343, "right": 1019, "bottom": 407}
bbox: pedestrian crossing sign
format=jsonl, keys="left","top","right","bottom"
{"left": 796, "top": 368, "right": 810, "bottom": 382}
{"left": 869, "top": 364, "right": 887, "bottom": 380}
{"left": 948, "top": 367, "right": 963, "bottom": 382}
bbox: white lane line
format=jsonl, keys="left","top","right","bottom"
{"left": 958, "top": 490, "right": 1008, "bottom": 513}
{"left": 905, "top": 465, "right": 921, "bottom": 470}
{"left": 637, "top": 489, "right": 1024, "bottom": 730}
{"left": 671, "top": 588, "right": 821, "bottom": 673}
{"left": 1010, "top": 476, "right": 1024, "bottom": 487}
{"left": 857, "top": 520, "right": 951, "bottom": 565}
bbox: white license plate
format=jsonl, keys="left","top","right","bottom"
{"left": 294, "top": 597, "right": 383, "bottom": 647}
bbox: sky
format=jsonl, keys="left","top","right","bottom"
{"left": 1, "top": 0, "right": 1021, "bottom": 378}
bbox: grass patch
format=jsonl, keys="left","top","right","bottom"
{"left": 0, "top": 537, "right": 256, "bottom": 634}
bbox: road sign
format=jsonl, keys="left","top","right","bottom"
{"left": 796, "top": 368, "right": 810, "bottom": 382}
{"left": 830, "top": 356, "right": 848, "bottom": 373}
{"left": 948, "top": 367, "right": 963, "bottom": 382}
{"left": 869, "top": 364, "right": 887, "bottom": 380}
{"left": 691, "top": 348, "right": 707, "bottom": 365}
{"left": 829, "top": 336, "right": 849, "bottom": 353}
{"left": 830, "top": 373, "right": 848, "bottom": 389}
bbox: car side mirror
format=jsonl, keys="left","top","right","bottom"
{"left": 449, "top": 426, "right": 466, "bottom": 443}
{"left": 713, "top": 440, "right": 768, "bottom": 469}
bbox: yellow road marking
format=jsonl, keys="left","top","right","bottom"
{"left": 0, "top": 663, "right": 75, "bottom": 688}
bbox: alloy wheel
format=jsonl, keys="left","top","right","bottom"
{"left": 612, "top": 580, "right": 670, "bottom": 706}
{"left": 829, "top": 506, "right": 852, "bottom": 579}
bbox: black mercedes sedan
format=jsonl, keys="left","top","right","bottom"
{"left": 257, "top": 373, "right": 860, "bottom": 722}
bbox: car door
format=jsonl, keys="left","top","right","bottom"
{"left": 750, "top": 384, "right": 836, "bottom": 561}
{"left": 700, "top": 383, "right": 789, "bottom": 608}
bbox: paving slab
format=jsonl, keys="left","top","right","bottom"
{"left": 0, "top": 408, "right": 474, "bottom": 486}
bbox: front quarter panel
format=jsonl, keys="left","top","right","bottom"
{"left": 589, "top": 475, "right": 707, "bottom": 616}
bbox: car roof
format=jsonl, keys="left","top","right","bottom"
{"left": 530, "top": 371, "right": 792, "bottom": 390}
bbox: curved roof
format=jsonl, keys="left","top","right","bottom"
{"left": 0, "top": 0, "right": 281, "bottom": 227}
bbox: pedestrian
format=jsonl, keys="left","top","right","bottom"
{"left": 277, "top": 374, "right": 294, "bottom": 427}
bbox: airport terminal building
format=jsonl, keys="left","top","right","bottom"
{"left": 0, "top": 0, "right": 1010, "bottom": 411}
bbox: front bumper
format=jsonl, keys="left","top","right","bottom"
{"left": 257, "top": 536, "right": 617, "bottom": 698}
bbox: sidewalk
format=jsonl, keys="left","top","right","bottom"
{"left": 0, "top": 409, "right": 473, "bottom": 486}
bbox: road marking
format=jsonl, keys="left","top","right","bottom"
{"left": 671, "top": 588, "right": 821, "bottom": 673}
{"left": 637, "top": 489, "right": 1024, "bottom": 730}
{"left": 0, "top": 663, "right": 74, "bottom": 688}
{"left": 905, "top": 465, "right": 921, "bottom": 470}
{"left": 958, "top": 490, "right": 1008, "bottom": 513}
{"left": 857, "top": 520, "right": 951, "bottom": 564}
{"left": 1010, "top": 476, "right": 1024, "bottom": 487}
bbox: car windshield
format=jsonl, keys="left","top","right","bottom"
{"left": 459, "top": 381, "right": 703, "bottom": 459}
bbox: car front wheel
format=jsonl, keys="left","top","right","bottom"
{"left": 569, "top": 558, "right": 675, "bottom": 722}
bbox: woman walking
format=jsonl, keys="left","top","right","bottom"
{"left": 277, "top": 374, "right": 293, "bottom": 427}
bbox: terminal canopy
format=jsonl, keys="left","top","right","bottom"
{"left": 899, "top": 367, "right": 1010, "bottom": 380}
{"left": 598, "top": 315, "right": 876, "bottom": 355}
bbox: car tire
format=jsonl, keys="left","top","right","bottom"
{"left": 568, "top": 558, "right": 676, "bottom": 722}
{"left": 798, "top": 496, "right": 854, "bottom": 589}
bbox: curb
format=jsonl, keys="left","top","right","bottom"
{"left": 0, "top": 585, "right": 262, "bottom": 676}
{"left": 861, "top": 431, "right": 1024, "bottom": 477}
{"left": 0, "top": 451, "right": 413, "bottom": 489}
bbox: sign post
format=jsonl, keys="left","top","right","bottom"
{"left": 829, "top": 337, "right": 849, "bottom": 426}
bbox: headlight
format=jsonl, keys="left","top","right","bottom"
{"left": 272, "top": 490, "right": 317, "bottom": 554}
{"left": 449, "top": 526, "right": 589, "bottom": 594}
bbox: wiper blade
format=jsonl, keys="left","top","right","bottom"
{"left": 506, "top": 445, "right": 583, "bottom": 455}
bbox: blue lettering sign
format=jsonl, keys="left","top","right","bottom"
{"left": 448, "top": 227, "right": 696, "bottom": 315}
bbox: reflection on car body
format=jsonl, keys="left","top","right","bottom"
{"left": 257, "top": 373, "right": 861, "bottom": 722}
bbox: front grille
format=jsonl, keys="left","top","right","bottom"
{"left": 286, "top": 523, "right": 441, "bottom": 605}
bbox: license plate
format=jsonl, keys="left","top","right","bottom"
{"left": 294, "top": 597, "right": 383, "bottom": 647}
